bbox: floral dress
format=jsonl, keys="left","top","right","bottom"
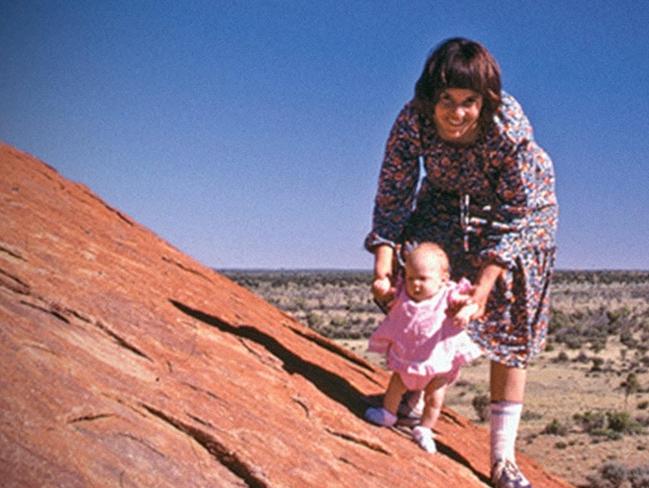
{"left": 365, "top": 92, "right": 558, "bottom": 368}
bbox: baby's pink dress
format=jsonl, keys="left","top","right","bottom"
{"left": 368, "top": 279, "right": 482, "bottom": 390}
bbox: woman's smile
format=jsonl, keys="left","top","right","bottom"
{"left": 434, "top": 88, "right": 483, "bottom": 144}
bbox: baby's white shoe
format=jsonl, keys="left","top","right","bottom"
{"left": 412, "top": 425, "right": 437, "bottom": 453}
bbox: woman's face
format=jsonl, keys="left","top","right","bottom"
{"left": 433, "top": 88, "right": 483, "bottom": 144}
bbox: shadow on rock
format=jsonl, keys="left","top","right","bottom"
{"left": 170, "top": 299, "right": 369, "bottom": 417}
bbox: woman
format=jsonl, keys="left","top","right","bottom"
{"left": 365, "top": 38, "right": 558, "bottom": 488}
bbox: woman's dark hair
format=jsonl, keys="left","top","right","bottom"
{"left": 413, "top": 37, "right": 501, "bottom": 128}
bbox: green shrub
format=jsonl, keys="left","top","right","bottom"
{"left": 553, "top": 351, "right": 569, "bottom": 363}
{"left": 574, "top": 411, "right": 607, "bottom": 432}
{"left": 590, "top": 338, "right": 607, "bottom": 353}
{"left": 591, "top": 356, "right": 605, "bottom": 371}
{"left": 628, "top": 466, "right": 649, "bottom": 488}
{"left": 542, "top": 418, "right": 570, "bottom": 436}
{"left": 623, "top": 373, "right": 641, "bottom": 399}
{"left": 608, "top": 308, "right": 630, "bottom": 324}
{"left": 607, "top": 411, "right": 644, "bottom": 435}
{"left": 549, "top": 308, "right": 570, "bottom": 333}
{"left": 621, "top": 328, "right": 638, "bottom": 348}
{"left": 590, "top": 428, "right": 623, "bottom": 441}
{"left": 522, "top": 410, "right": 543, "bottom": 421}
{"left": 574, "top": 410, "right": 645, "bottom": 439}
{"left": 306, "top": 311, "right": 325, "bottom": 328}
{"left": 587, "top": 462, "right": 628, "bottom": 488}
{"left": 562, "top": 333, "right": 583, "bottom": 350}
{"left": 329, "top": 316, "right": 346, "bottom": 328}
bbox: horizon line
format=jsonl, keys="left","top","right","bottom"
{"left": 216, "top": 267, "right": 649, "bottom": 273}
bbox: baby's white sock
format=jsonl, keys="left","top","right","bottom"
{"left": 490, "top": 401, "right": 523, "bottom": 466}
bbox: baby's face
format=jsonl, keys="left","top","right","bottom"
{"left": 404, "top": 252, "right": 448, "bottom": 302}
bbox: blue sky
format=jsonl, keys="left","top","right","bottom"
{"left": 2, "top": 1, "right": 648, "bottom": 270}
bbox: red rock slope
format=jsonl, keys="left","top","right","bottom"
{"left": 0, "top": 143, "right": 572, "bottom": 487}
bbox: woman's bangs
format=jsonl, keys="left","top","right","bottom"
{"left": 441, "top": 60, "right": 485, "bottom": 93}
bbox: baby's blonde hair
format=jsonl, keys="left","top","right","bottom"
{"left": 406, "top": 242, "right": 450, "bottom": 275}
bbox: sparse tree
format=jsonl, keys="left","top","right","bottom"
{"left": 472, "top": 394, "right": 490, "bottom": 422}
{"left": 623, "top": 373, "right": 640, "bottom": 409}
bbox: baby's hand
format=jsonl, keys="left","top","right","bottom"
{"left": 452, "top": 301, "right": 479, "bottom": 328}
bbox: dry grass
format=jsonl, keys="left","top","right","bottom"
{"left": 223, "top": 269, "right": 649, "bottom": 487}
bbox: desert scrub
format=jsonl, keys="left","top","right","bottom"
{"left": 552, "top": 308, "right": 620, "bottom": 350}
{"left": 553, "top": 351, "right": 570, "bottom": 363}
{"left": 586, "top": 462, "right": 649, "bottom": 488}
{"left": 623, "top": 373, "right": 642, "bottom": 406}
{"left": 222, "top": 270, "right": 649, "bottom": 347}
{"left": 542, "top": 418, "right": 571, "bottom": 436}
{"left": 573, "top": 410, "right": 645, "bottom": 440}
{"left": 590, "top": 356, "right": 605, "bottom": 372}
{"left": 574, "top": 410, "right": 607, "bottom": 432}
{"left": 554, "top": 440, "right": 569, "bottom": 449}
{"left": 521, "top": 410, "right": 543, "bottom": 421}
{"left": 306, "top": 311, "right": 325, "bottom": 328}
{"left": 606, "top": 411, "right": 645, "bottom": 435}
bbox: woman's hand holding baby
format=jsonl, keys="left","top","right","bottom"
{"left": 372, "top": 276, "right": 396, "bottom": 312}
{"left": 372, "top": 276, "right": 392, "bottom": 295}
{"left": 372, "top": 245, "right": 397, "bottom": 312}
{"left": 452, "top": 300, "right": 480, "bottom": 328}
{"left": 449, "top": 263, "right": 505, "bottom": 327}
{"left": 448, "top": 288, "right": 478, "bottom": 328}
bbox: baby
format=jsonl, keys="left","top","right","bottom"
{"left": 365, "top": 242, "right": 481, "bottom": 452}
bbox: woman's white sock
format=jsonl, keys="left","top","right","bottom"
{"left": 490, "top": 401, "right": 523, "bottom": 466}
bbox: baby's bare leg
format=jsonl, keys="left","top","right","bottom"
{"left": 383, "top": 373, "right": 408, "bottom": 415}
{"left": 420, "top": 375, "right": 449, "bottom": 429}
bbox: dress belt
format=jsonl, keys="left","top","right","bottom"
{"left": 459, "top": 194, "right": 520, "bottom": 252}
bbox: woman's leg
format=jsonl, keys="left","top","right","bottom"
{"left": 490, "top": 361, "right": 526, "bottom": 462}
{"left": 489, "top": 361, "right": 531, "bottom": 486}
{"left": 490, "top": 360, "right": 526, "bottom": 402}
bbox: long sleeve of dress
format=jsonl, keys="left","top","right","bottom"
{"left": 479, "top": 94, "right": 558, "bottom": 268}
{"left": 364, "top": 104, "right": 422, "bottom": 251}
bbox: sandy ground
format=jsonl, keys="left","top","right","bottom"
{"left": 338, "top": 339, "right": 649, "bottom": 487}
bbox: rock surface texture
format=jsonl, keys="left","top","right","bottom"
{"left": 0, "top": 143, "right": 573, "bottom": 487}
